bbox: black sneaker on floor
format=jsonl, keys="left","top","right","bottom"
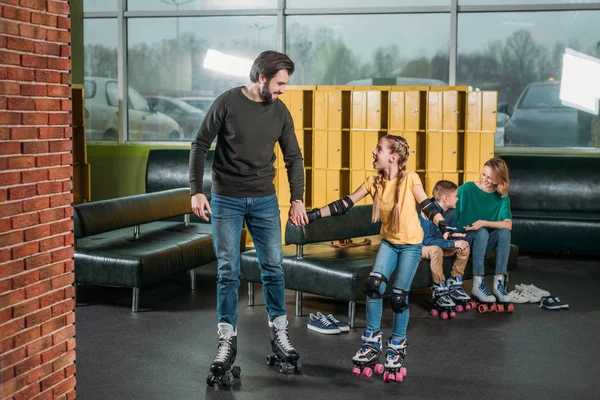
{"left": 539, "top": 296, "right": 566, "bottom": 310}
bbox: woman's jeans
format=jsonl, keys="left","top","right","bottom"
{"left": 366, "top": 240, "right": 422, "bottom": 340}
{"left": 211, "top": 193, "right": 285, "bottom": 329}
{"left": 464, "top": 228, "right": 511, "bottom": 276}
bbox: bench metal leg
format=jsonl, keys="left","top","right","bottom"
{"left": 295, "top": 291, "right": 303, "bottom": 317}
{"left": 348, "top": 301, "right": 356, "bottom": 329}
{"left": 247, "top": 282, "right": 255, "bottom": 306}
{"left": 189, "top": 268, "right": 196, "bottom": 291}
{"left": 132, "top": 288, "right": 139, "bottom": 312}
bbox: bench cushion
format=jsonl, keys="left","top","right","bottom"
{"left": 75, "top": 222, "right": 215, "bottom": 287}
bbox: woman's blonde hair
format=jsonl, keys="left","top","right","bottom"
{"left": 371, "top": 135, "right": 409, "bottom": 233}
{"left": 484, "top": 157, "right": 510, "bottom": 197}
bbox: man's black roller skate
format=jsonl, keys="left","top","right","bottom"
{"left": 492, "top": 275, "right": 515, "bottom": 313}
{"left": 206, "top": 323, "right": 241, "bottom": 389}
{"left": 383, "top": 337, "right": 408, "bottom": 383}
{"left": 431, "top": 281, "right": 456, "bottom": 320}
{"left": 266, "top": 316, "right": 301, "bottom": 374}
{"left": 351, "top": 330, "right": 384, "bottom": 378}
{"left": 447, "top": 276, "right": 476, "bottom": 312}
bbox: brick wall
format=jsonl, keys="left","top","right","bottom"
{"left": 0, "top": 1, "right": 76, "bottom": 399}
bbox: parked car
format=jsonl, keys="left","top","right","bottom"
{"left": 146, "top": 95, "right": 206, "bottom": 139}
{"left": 495, "top": 102, "right": 511, "bottom": 147}
{"left": 177, "top": 96, "right": 216, "bottom": 112}
{"left": 503, "top": 81, "right": 587, "bottom": 147}
{"left": 84, "top": 77, "right": 182, "bottom": 141}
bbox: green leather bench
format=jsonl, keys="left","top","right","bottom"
{"left": 240, "top": 204, "right": 519, "bottom": 328}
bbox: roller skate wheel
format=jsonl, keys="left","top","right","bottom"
{"left": 374, "top": 363, "right": 384, "bottom": 375}
{"left": 456, "top": 305, "right": 464, "bottom": 313}
{"left": 507, "top": 303, "right": 515, "bottom": 313}
{"left": 387, "top": 372, "right": 396, "bottom": 382}
{"left": 489, "top": 303, "right": 497, "bottom": 312}
{"left": 231, "top": 366, "right": 241, "bottom": 378}
{"left": 450, "top": 311, "right": 456, "bottom": 319}
{"left": 477, "top": 304, "right": 488, "bottom": 313}
{"left": 220, "top": 373, "right": 231, "bottom": 388}
{"left": 206, "top": 375, "right": 215, "bottom": 386}
{"left": 294, "top": 362, "right": 302, "bottom": 373}
{"left": 266, "top": 355, "right": 276, "bottom": 366}
{"left": 465, "top": 303, "right": 472, "bottom": 311}
{"left": 440, "top": 311, "right": 448, "bottom": 320}
{"left": 363, "top": 367, "right": 373, "bottom": 378}
{"left": 496, "top": 304, "right": 505, "bottom": 313}
{"left": 469, "top": 301, "right": 477, "bottom": 309}
{"left": 400, "top": 367, "right": 407, "bottom": 377}
{"left": 430, "top": 309, "right": 438, "bottom": 317}
{"left": 394, "top": 372, "right": 404, "bottom": 382}
{"left": 352, "top": 366, "right": 361, "bottom": 376}
{"left": 383, "top": 371, "right": 390, "bottom": 381}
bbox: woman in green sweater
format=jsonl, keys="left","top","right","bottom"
{"left": 455, "top": 158, "right": 513, "bottom": 307}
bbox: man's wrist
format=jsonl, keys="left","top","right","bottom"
{"left": 291, "top": 199, "right": 303, "bottom": 204}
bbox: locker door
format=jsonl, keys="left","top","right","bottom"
{"left": 389, "top": 91, "right": 404, "bottom": 131}
{"left": 312, "top": 170, "right": 327, "bottom": 207}
{"left": 442, "top": 132, "right": 458, "bottom": 172}
{"left": 480, "top": 132, "right": 494, "bottom": 162}
{"left": 464, "top": 132, "right": 481, "bottom": 173}
{"left": 427, "top": 92, "right": 443, "bottom": 131}
{"left": 295, "top": 130, "right": 304, "bottom": 154}
{"left": 366, "top": 91, "right": 382, "bottom": 130}
{"left": 314, "top": 90, "right": 327, "bottom": 130}
{"left": 466, "top": 92, "right": 481, "bottom": 132}
{"left": 426, "top": 131, "right": 443, "bottom": 171}
{"left": 350, "top": 131, "right": 365, "bottom": 169}
{"left": 279, "top": 206, "right": 290, "bottom": 237}
{"left": 277, "top": 169, "right": 290, "bottom": 205}
{"left": 326, "top": 170, "right": 342, "bottom": 203}
{"left": 312, "top": 130, "right": 327, "bottom": 169}
{"left": 327, "top": 131, "right": 342, "bottom": 169}
{"left": 442, "top": 91, "right": 459, "bottom": 131}
{"left": 351, "top": 170, "right": 366, "bottom": 205}
{"left": 352, "top": 91, "right": 366, "bottom": 129}
{"left": 402, "top": 131, "right": 418, "bottom": 172}
{"left": 290, "top": 91, "right": 304, "bottom": 128}
{"left": 465, "top": 172, "right": 480, "bottom": 183}
{"left": 328, "top": 91, "right": 342, "bottom": 130}
{"left": 405, "top": 91, "right": 421, "bottom": 131}
{"left": 481, "top": 91, "right": 498, "bottom": 132}
{"left": 364, "top": 131, "right": 379, "bottom": 170}
{"left": 425, "top": 172, "right": 443, "bottom": 197}
{"left": 442, "top": 172, "right": 459, "bottom": 186}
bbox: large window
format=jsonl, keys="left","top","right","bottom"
{"left": 457, "top": 11, "right": 600, "bottom": 148}
{"left": 83, "top": 0, "right": 117, "bottom": 12}
{"left": 126, "top": 16, "right": 277, "bottom": 141}
{"left": 127, "top": 0, "right": 277, "bottom": 11}
{"left": 287, "top": 0, "right": 449, "bottom": 7}
{"left": 286, "top": 14, "right": 450, "bottom": 86}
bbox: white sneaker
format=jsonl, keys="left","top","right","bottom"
{"left": 515, "top": 284, "right": 550, "bottom": 297}
{"left": 507, "top": 290, "right": 530, "bottom": 304}
{"left": 520, "top": 289, "right": 541, "bottom": 303}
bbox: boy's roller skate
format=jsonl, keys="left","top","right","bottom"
{"left": 431, "top": 281, "right": 456, "bottom": 320}
{"left": 492, "top": 275, "right": 515, "bottom": 313}
{"left": 351, "top": 330, "right": 384, "bottom": 378}
{"left": 206, "top": 323, "right": 241, "bottom": 389}
{"left": 447, "top": 276, "right": 476, "bottom": 312}
{"left": 471, "top": 276, "right": 498, "bottom": 313}
{"left": 383, "top": 337, "right": 408, "bottom": 383}
{"left": 266, "top": 316, "right": 301, "bottom": 374}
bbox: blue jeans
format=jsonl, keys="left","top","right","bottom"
{"left": 366, "top": 240, "right": 422, "bottom": 340}
{"left": 465, "top": 228, "right": 511, "bottom": 276}
{"left": 210, "top": 193, "right": 286, "bottom": 329}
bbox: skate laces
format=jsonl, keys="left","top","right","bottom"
{"left": 214, "top": 338, "right": 232, "bottom": 363}
{"left": 479, "top": 281, "right": 492, "bottom": 296}
{"left": 496, "top": 280, "right": 508, "bottom": 296}
{"left": 275, "top": 328, "right": 295, "bottom": 352}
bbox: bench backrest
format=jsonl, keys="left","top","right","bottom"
{"left": 285, "top": 204, "right": 381, "bottom": 245}
{"left": 73, "top": 188, "right": 191, "bottom": 238}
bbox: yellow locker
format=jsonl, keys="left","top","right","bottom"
{"left": 314, "top": 90, "right": 327, "bottom": 130}
{"left": 466, "top": 92, "right": 482, "bottom": 132}
{"left": 352, "top": 91, "right": 366, "bottom": 129}
{"left": 326, "top": 170, "right": 342, "bottom": 203}
{"left": 290, "top": 90, "right": 304, "bottom": 128}
{"left": 364, "top": 131, "right": 379, "bottom": 170}
{"left": 313, "top": 130, "right": 327, "bottom": 169}
{"left": 464, "top": 132, "right": 481, "bottom": 173}
{"left": 350, "top": 131, "right": 365, "bottom": 169}
{"left": 480, "top": 132, "right": 494, "bottom": 162}
{"left": 425, "top": 172, "right": 443, "bottom": 197}
{"left": 442, "top": 91, "right": 459, "bottom": 131}
{"left": 426, "top": 131, "right": 443, "bottom": 171}
{"left": 328, "top": 90, "right": 343, "bottom": 130}
{"left": 442, "top": 132, "right": 458, "bottom": 172}
{"left": 390, "top": 90, "right": 422, "bottom": 132}
{"left": 427, "top": 91, "right": 443, "bottom": 131}
{"left": 277, "top": 168, "right": 291, "bottom": 205}
{"left": 442, "top": 172, "right": 459, "bottom": 186}
{"left": 389, "top": 91, "right": 405, "bottom": 131}
{"left": 279, "top": 205, "right": 290, "bottom": 238}
{"left": 481, "top": 91, "right": 498, "bottom": 132}
{"left": 405, "top": 91, "right": 422, "bottom": 131}
{"left": 465, "top": 172, "right": 480, "bottom": 183}
{"left": 295, "top": 129, "right": 304, "bottom": 154}
{"left": 327, "top": 131, "right": 342, "bottom": 169}
{"left": 350, "top": 170, "right": 367, "bottom": 205}
{"left": 312, "top": 170, "right": 327, "bottom": 208}
{"left": 366, "top": 90, "right": 382, "bottom": 130}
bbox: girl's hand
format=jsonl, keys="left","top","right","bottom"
{"left": 465, "top": 220, "right": 486, "bottom": 231}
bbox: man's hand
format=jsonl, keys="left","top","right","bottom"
{"left": 289, "top": 201, "right": 309, "bottom": 226}
{"left": 464, "top": 220, "right": 486, "bottom": 231}
{"left": 191, "top": 193, "right": 211, "bottom": 222}
{"left": 454, "top": 240, "right": 469, "bottom": 252}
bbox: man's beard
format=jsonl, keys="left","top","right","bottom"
{"left": 260, "top": 81, "right": 276, "bottom": 104}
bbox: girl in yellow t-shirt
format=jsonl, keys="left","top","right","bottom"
{"left": 302, "top": 135, "right": 457, "bottom": 382}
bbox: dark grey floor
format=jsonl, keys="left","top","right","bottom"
{"left": 75, "top": 256, "right": 600, "bottom": 400}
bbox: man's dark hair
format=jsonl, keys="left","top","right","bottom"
{"left": 249, "top": 51, "right": 295, "bottom": 83}
{"left": 432, "top": 180, "right": 458, "bottom": 201}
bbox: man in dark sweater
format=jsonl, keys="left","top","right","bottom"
{"left": 189, "top": 51, "right": 307, "bottom": 383}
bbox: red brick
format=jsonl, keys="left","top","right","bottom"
{"left": 0, "top": 346, "right": 26, "bottom": 369}
{"left": 14, "top": 325, "right": 41, "bottom": 347}
{"left": 12, "top": 269, "right": 39, "bottom": 289}
{"left": 60, "top": 99, "right": 71, "bottom": 111}
{"left": 12, "top": 241, "right": 39, "bottom": 259}
{"left": 51, "top": 349, "right": 74, "bottom": 372}
{"left": 7, "top": 66, "right": 35, "bottom": 82}
{"left": 47, "top": 0, "right": 69, "bottom": 15}
{"left": 8, "top": 156, "right": 34, "bottom": 169}
{"left": 21, "top": 83, "right": 47, "bottom": 97}
{"left": 25, "top": 361, "right": 52, "bottom": 385}
{"left": 14, "top": 354, "right": 41, "bottom": 376}
{"left": 0, "top": 218, "right": 11, "bottom": 233}
{"left": 52, "top": 324, "right": 74, "bottom": 345}
{"left": 47, "top": 58, "right": 70, "bottom": 71}
{"left": 0, "top": 65, "right": 6, "bottom": 79}
{"left": 25, "top": 225, "right": 50, "bottom": 241}
{"left": 0, "top": 277, "right": 12, "bottom": 293}
{"left": 19, "top": 23, "right": 46, "bottom": 40}
{"left": 24, "top": 252, "right": 51, "bottom": 270}
{"left": 0, "top": 375, "right": 28, "bottom": 399}
{"left": 36, "top": 154, "right": 61, "bottom": 167}
{"left": 38, "top": 262, "right": 63, "bottom": 280}
{"left": 60, "top": 73, "right": 70, "bottom": 85}
{"left": 65, "top": 360, "right": 75, "bottom": 374}
{"left": 40, "top": 316, "right": 65, "bottom": 337}
{"left": 46, "top": 28, "right": 69, "bottom": 43}
{"left": 0, "top": 260, "right": 24, "bottom": 279}
{"left": 8, "top": 185, "right": 37, "bottom": 200}
{"left": 2, "top": 4, "right": 30, "bottom": 22}
{"left": 50, "top": 299, "right": 73, "bottom": 317}
{"left": 36, "top": 99, "right": 61, "bottom": 111}
{"left": 12, "top": 212, "right": 38, "bottom": 229}
{"left": 64, "top": 309, "right": 74, "bottom": 324}
{"left": 0, "top": 96, "right": 7, "bottom": 109}
{"left": 48, "top": 113, "right": 70, "bottom": 125}
{"left": 53, "top": 376, "right": 75, "bottom": 398}
{"left": 63, "top": 259, "right": 73, "bottom": 273}
{"left": 0, "top": 171, "right": 20, "bottom": 185}
{"left": 8, "top": 97, "right": 35, "bottom": 111}
{"left": 0, "top": 230, "right": 23, "bottom": 247}
{"left": 22, "top": 196, "right": 49, "bottom": 212}
{"left": 25, "top": 280, "right": 50, "bottom": 299}
{"left": 21, "top": 169, "right": 48, "bottom": 184}
{"left": 22, "top": 141, "right": 48, "bottom": 154}
{"left": 34, "top": 41, "right": 60, "bottom": 56}
{"left": 21, "top": 54, "right": 48, "bottom": 68}
{"left": 0, "top": 80, "right": 20, "bottom": 95}
{"left": 7, "top": 36, "right": 35, "bottom": 52}
{"left": 0, "top": 127, "right": 8, "bottom": 139}
{"left": 57, "top": 16, "right": 69, "bottom": 29}
{"left": 25, "top": 308, "right": 51, "bottom": 328}
{"left": 12, "top": 297, "right": 40, "bottom": 318}
{"left": 0, "top": 201, "right": 23, "bottom": 218}
{"left": 50, "top": 273, "right": 72, "bottom": 290}
{"left": 0, "top": 141, "right": 21, "bottom": 155}
{"left": 14, "top": 382, "right": 42, "bottom": 400}
{"left": 46, "top": 85, "right": 69, "bottom": 97}
{"left": 48, "top": 166, "right": 70, "bottom": 180}
{"left": 1, "top": 363, "right": 15, "bottom": 382}
{"left": 31, "top": 11, "right": 58, "bottom": 27}
{"left": 10, "top": 126, "right": 37, "bottom": 140}
{"left": 22, "top": 113, "right": 49, "bottom": 125}
{"left": 38, "top": 235, "right": 63, "bottom": 252}
{"left": 39, "top": 208, "right": 64, "bottom": 224}
{"left": 33, "top": 389, "right": 55, "bottom": 400}
{"left": 34, "top": 70, "right": 61, "bottom": 84}
{"left": 0, "top": 247, "right": 11, "bottom": 263}
{"left": 59, "top": 45, "right": 70, "bottom": 58}
{"left": 19, "top": 0, "right": 46, "bottom": 10}
{"left": 39, "top": 289, "right": 64, "bottom": 308}
{"left": 61, "top": 154, "right": 72, "bottom": 165}
{"left": 63, "top": 207, "right": 72, "bottom": 218}
{"left": 0, "top": 17, "right": 20, "bottom": 34}
{"left": 41, "top": 369, "right": 64, "bottom": 390}
{"left": 0, "top": 111, "right": 22, "bottom": 124}
{"left": 0, "top": 315, "right": 25, "bottom": 337}
{"left": 38, "top": 127, "right": 63, "bottom": 139}
{"left": 36, "top": 181, "right": 62, "bottom": 195}
{"left": 50, "top": 193, "right": 71, "bottom": 207}
{"left": 50, "top": 220, "right": 72, "bottom": 236}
